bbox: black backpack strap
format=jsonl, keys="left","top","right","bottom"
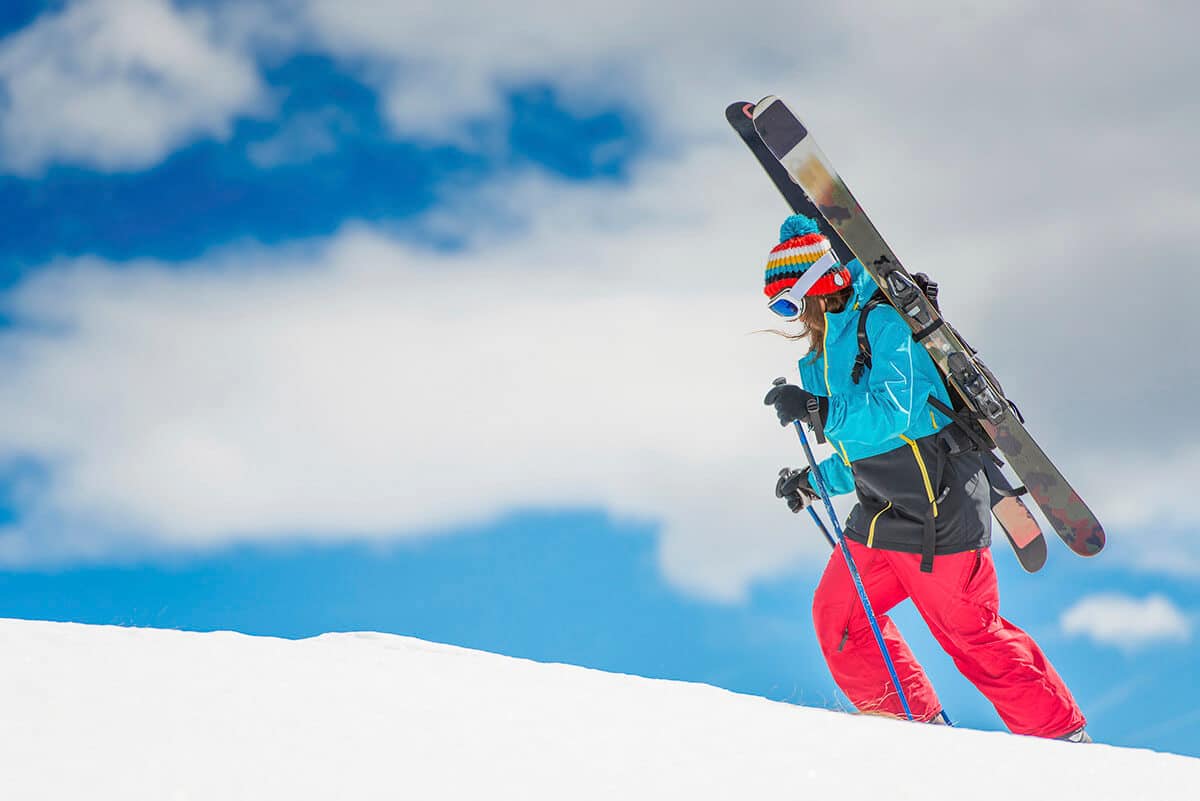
{"left": 920, "top": 512, "right": 936, "bottom": 573}
{"left": 851, "top": 290, "right": 890, "bottom": 385}
{"left": 926, "top": 396, "right": 1004, "bottom": 468}
{"left": 920, "top": 444, "right": 953, "bottom": 574}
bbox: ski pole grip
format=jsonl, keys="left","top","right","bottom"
{"left": 806, "top": 397, "right": 826, "bottom": 445}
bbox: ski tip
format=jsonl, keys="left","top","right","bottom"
{"left": 1080, "top": 533, "right": 1106, "bottom": 557}
{"left": 1009, "top": 532, "right": 1048, "bottom": 573}
{"left": 724, "top": 101, "right": 754, "bottom": 122}
{"left": 752, "top": 95, "right": 781, "bottom": 119}
{"left": 1062, "top": 505, "right": 1106, "bottom": 557}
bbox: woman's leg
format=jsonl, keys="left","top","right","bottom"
{"left": 889, "top": 548, "right": 1086, "bottom": 737}
{"left": 812, "top": 539, "right": 943, "bottom": 720}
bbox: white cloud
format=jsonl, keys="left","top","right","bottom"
{"left": 0, "top": 147, "right": 851, "bottom": 600}
{"left": 1061, "top": 594, "right": 1192, "bottom": 651}
{"left": 0, "top": 0, "right": 1198, "bottom": 597}
{"left": 289, "top": 0, "right": 786, "bottom": 141}
{"left": 0, "top": 0, "right": 812, "bottom": 174}
{"left": 0, "top": 0, "right": 266, "bottom": 175}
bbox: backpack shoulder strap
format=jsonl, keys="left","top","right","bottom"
{"left": 852, "top": 285, "right": 1012, "bottom": 472}
{"left": 851, "top": 289, "right": 890, "bottom": 385}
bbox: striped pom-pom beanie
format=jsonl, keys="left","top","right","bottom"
{"left": 763, "top": 215, "right": 851, "bottom": 299}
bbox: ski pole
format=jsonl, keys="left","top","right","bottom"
{"left": 796, "top": 462, "right": 951, "bottom": 724}
{"left": 807, "top": 507, "right": 837, "bottom": 550}
{"left": 774, "top": 378, "right": 915, "bottom": 722}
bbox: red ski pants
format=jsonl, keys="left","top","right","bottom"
{"left": 812, "top": 541, "right": 1085, "bottom": 738}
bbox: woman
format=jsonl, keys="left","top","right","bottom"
{"left": 762, "top": 214, "right": 1088, "bottom": 741}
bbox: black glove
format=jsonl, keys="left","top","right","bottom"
{"left": 776, "top": 467, "right": 819, "bottom": 513}
{"left": 764, "top": 381, "right": 828, "bottom": 428}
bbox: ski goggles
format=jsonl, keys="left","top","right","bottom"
{"left": 766, "top": 250, "right": 840, "bottom": 319}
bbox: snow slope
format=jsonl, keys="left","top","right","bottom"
{"left": 1, "top": 619, "right": 1195, "bottom": 800}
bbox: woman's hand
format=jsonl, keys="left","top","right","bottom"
{"left": 776, "top": 467, "right": 819, "bottom": 512}
{"left": 764, "top": 381, "right": 827, "bottom": 428}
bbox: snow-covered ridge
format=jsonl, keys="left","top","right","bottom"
{"left": 1, "top": 618, "right": 1194, "bottom": 800}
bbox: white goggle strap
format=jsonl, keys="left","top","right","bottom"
{"left": 786, "top": 250, "right": 840, "bottom": 298}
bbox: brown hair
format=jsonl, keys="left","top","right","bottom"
{"left": 762, "top": 286, "right": 854, "bottom": 358}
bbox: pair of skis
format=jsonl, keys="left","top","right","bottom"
{"left": 728, "top": 97, "right": 1104, "bottom": 571}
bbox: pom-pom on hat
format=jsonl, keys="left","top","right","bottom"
{"left": 763, "top": 214, "right": 851, "bottom": 299}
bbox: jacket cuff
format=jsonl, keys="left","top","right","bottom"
{"left": 799, "top": 467, "right": 819, "bottom": 499}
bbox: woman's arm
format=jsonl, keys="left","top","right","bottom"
{"left": 812, "top": 451, "right": 855, "bottom": 496}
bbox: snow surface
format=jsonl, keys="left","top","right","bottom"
{"left": 2, "top": 619, "right": 1196, "bottom": 800}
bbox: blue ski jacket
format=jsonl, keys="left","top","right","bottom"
{"left": 794, "top": 257, "right": 992, "bottom": 567}
{"left": 796, "top": 257, "right": 993, "bottom": 568}
{"left": 797, "top": 258, "right": 953, "bottom": 497}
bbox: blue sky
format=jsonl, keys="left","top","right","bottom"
{"left": 1, "top": 0, "right": 1199, "bottom": 759}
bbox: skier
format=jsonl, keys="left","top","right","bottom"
{"left": 762, "top": 213, "right": 1089, "bottom": 741}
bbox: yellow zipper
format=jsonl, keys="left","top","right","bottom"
{"left": 899, "top": 435, "right": 938, "bottom": 518}
{"left": 822, "top": 314, "right": 832, "bottom": 394}
{"left": 821, "top": 316, "right": 851, "bottom": 466}
{"left": 867, "top": 501, "right": 892, "bottom": 548}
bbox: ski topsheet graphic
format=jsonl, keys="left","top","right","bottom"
{"left": 725, "top": 101, "right": 1047, "bottom": 572}
{"left": 740, "top": 97, "right": 1103, "bottom": 558}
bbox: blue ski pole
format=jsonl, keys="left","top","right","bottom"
{"left": 807, "top": 507, "right": 837, "bottom": 549}
{"left": 773, "top": 378, "right": 915, "bottom": 722}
